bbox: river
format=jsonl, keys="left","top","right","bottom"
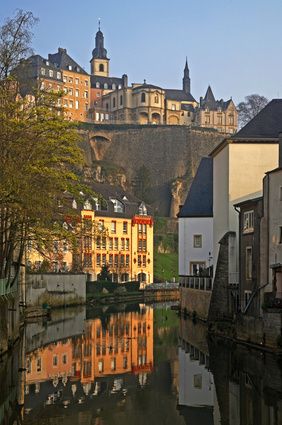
{"left": 1, "top": 302, "right": 281, "bottom": 425}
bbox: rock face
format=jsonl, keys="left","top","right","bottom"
{"left": 80, "top": 124, "right": 225, "bottom": 217}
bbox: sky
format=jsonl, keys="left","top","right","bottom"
{"left": 1, "top": 0, "right": 282, "bottom": 104}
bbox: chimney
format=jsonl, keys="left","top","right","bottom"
{"left": 279, "top": 133, "right": 282, "bottom": 168}
{"left": 122, "top": 74, "right": 128, "bottom": 88}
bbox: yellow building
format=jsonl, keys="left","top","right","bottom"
{"left": 27, "top": 184, "right": 154, "bottom": 285}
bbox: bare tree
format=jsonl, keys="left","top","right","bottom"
{"left": 237, "top": 94, "right": 268, "bottom": 128}
{"left": 0, "top": 10, "right": 38, "bottom": 79}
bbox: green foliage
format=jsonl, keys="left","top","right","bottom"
{"left": 87, "top": 281, "right": 140, "bottom": 294}
{"left": 154, "top": 252, "right": 178, "bottom": 282}
{"left": 98, "top": 264, "right": 111, "bottom": 282}
{"left": 132, "top": 165, "right": 152, "bottom": 203}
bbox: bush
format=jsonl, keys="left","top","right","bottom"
{"left": 87, "top": 280, "right": 140, "bottom": 295}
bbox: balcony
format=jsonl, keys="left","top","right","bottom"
{"left": 0, "top": 278, "right": 18, "bottom": 297}
{"left": 179, "top": 275, "right": 212, "bottom": 291}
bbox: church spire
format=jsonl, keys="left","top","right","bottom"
{"left": 183, "top": 58, "right": 190, "bottom": 94}
{"left": 90, "top": 21, "right": 110, "bottom": 76}
{"left": 92, "top": 21, "right": 108, "bottom": 59}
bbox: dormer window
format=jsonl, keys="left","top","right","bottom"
{"left": 104, "top": 83, "right": 108, "bottom": 89}
{"left": 96, "top": 82, "right": 100, "bottom": 88}
{"left": 112, "top": 83, "right": 116, "bottom": 90}
{"left": 84, "top": 200, "right": 92, "bottom": 210}
{"left": 139, "top": 202, "right": 147, "bottom": 216}
{"left": 68, "top": 65, "right": 72, "bottom": 71}
{"left": 110, "top": 198, "right": 124, "bottom": 213}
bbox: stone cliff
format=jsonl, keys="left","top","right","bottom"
{"left": 80, "top": 124, "right": 225, "bottom": 217}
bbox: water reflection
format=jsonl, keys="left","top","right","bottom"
{"left": 1, "top": 305, "right": 282, "bottom": 425}
{"left": 178, "top": 317, "right": 282, "bottom": 425}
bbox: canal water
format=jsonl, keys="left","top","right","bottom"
{"left": 1, "top": 302, "right": 282, "bottom": 425}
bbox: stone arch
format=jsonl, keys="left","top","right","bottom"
{"left": 121, "top": 273, "right": 129, "bottom": 282}
{"left": 168, "top": 115, "right": 179, "bottom": 125}
{"left": 151, "top": 112, "right": 161, "bottom": 124}
{"left": 89, "top": 135, "right": 112, "bottom": 161}
{"left": 138, "top": 272, "right": 147, "bottom": 283}
{"left": 139, "top": 112, "right": 149, "bottom": 125}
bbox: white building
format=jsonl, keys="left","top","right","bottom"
{"left": 178, "top": 157, "right": 213, "bottom": 277}
{"left": 211, "top": 100, "right": 280, "bottom": 288}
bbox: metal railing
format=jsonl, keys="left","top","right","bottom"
{"left": 179, "top": 275, "right": 212, "bottom": 291}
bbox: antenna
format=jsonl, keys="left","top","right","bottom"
{"left": 98, "top": 18, "right": 101, "bottom": 31}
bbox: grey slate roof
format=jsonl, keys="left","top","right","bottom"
{"left": 165, "top": 89, "right": 196, "bottom": 102}
{"left": 200, "top": 86, "right": 234, "bottom": 111}
{"left": 90, "top": 75, "right": 123, "bottom": 89}
{"left": 133, "top": 83, "right": 163, "bottom": 91}
{"left": 178, "top": 157, "right": 213, "bottom": 218}
{"left": 48, "top": 48, "right": 88, "bottom": 75}
{"left": 233, "top": 99, "right": 282, "bottom": 139}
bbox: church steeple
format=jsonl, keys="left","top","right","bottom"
{"left": 182, "top": 58, "right": 191, "bottom": 94}
{"left": 90, "top": 21, "right": 110, "bottom": 76}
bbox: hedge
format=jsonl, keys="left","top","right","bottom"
{"left": 86, "top": 280, "right": 140, "bottom": 294}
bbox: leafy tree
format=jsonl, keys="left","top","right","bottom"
{"left": 237, "top": 94, "right": 268, "bottom": 128}
{"left": 98, "top": 264, "right": 112, "bottom": 282}
{"left": 0, "top": 11, "right": 85, "bottom": 286}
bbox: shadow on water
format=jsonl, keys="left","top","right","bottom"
{"left": 1, "top": 305, "right": 281, "bottom": 425}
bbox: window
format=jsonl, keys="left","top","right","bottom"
{"left": 126, "top": 255, "right": 129, "bottom": 266}
{"left": 111, "top": 221, "right": 116, "bottom": 233}
{"left": 111, "top": 358, "right": 116, "bottom": 371}
{"left": 57, "top": 72, "right": 61, "bottom": 79}
{"left": 84, "top": 253, "right": 92, "bottom": 267}
{"left": 84, "top": 90, "right": 88, "bottom": 99}
{"left": 109, "top": 238, "right": 113, "bottom": 250}
{"left": 114, "top": 254, "right": 118, "bottom": 266}
{"left": 205, "top": 114, "right": 210, "bottom": 124}
{"left": 123, "top": 356, "right": 128, "bottom": 369}
{"left": 96, "top": 82, "right": 100, "bottom": 88}
{"left": 246, "top": 247, "right": 252, "bottom": 280}
{"left": 75, "top": 78, "right": 79, "bottom": 85}
{"left": 126, "top": 238, "right": 129, "bottom": 250}
{"left": 68, "top": 87, "right": 73, "bottom": 95}
{"left": 243, "top": 210, "right": 254, "bottom": 233}
{"left": 229, "top": 114, "right": 234, "bottom": 125}
{"left": 279, "top": 226, "right": 282, "bottom": 244}
{"left": 139, "top": 203, "right": 147, "bottom": 215}
{"left": 97, "top": 254, "right": 101, "bottom": 266}
{"left": 112, "top": 83, "right": 116, "bottom": 90}
{"left": 120, "top": 255, "right": 125, "bottom": 266}
{"left": 84, "top": 236, "right": 92, "bottom": 250}
{"left": 123, "top": 221, "right": 128, "bottom": 234}
{"left": 68, "top": 65, "right": 72, "bottom": 71}
{"left": 69, "top": 77, "right": 73, "bottom": 83}
{"left": 141, "top": 92, "right": 146, "bottom": 103}
{"left": 98, "top": 360, "right": 104, "bottom": 372}
{"left": 193, "top": 235, "right": 202, "bottom": 248}
{"left": 143, "top": 239, "right": 147, "bottom": 251}
{"left": 113, "top": 97, "right": 116, "bottom": 108}
{"left": 75, "top": 100, "right": 79, "bottom": 109}
{"left": 104, "top": 83, "right": 108, "bottom": 89}
{"left": 69, "top": 100, "right": 73, "bottom": 108}
{"left": 121, "top": 238, "right": 125, "bottom": 250}
{"left": 114, "top": 237, "right": 118, "bottom": 250}
{"left": 138, "top": 255, "right": 142, "bottom": 267}
{"left": 154, "top": 94, "right": 159, "bottom": 103}
{"left": 85, "top": 103, "right": 89, "bottom": 111}
{"left": 244, "top": 290, "right": 252, "bottom": 307}
{"left": 102, "top": 254, "right": 106, "bottom": 265}
{"left": 138, "top": 239, "right": 142, "bottom": 252}
{"left": 279, "top": 186, "right": 282, "bottom": 201}
{"left": 99, "top": 64, "right": 104, "bottom": 72}
{"left": 36, "top": 358, "right": 42, "bottom": 372}
{"left": 63, "top": 75, "right": 67, "bottom": 82}
{"left": 53, "top": 355, "right": 58, "bottom": 366}
{"left": 138, "top": 224, "right": 142, "bottom": 234}
{"left": 75, "top": 89, "right": 79, "bottom": 97}
{"left": 217, "top": 114, "right": 222, "bottom": 124}
{"left": 193, "top": 374, "right": 202, "bottom": 389}
{"left": 85, "top": 80, "right": 88, "bottom": 86}
{"left": 171, "top": 104, "right": 176, "bottom": 110}
{"left": 143, "top": 255, "right": 146, "bottom": 267}
{"left": 62, "top": 354, "right": 67, "bottom": 364}
{"left": 102, "top": 237, "right": 106, "bottom": 249}
{"left": 120, "top": 95, "right": 123, "bottom": 105}
{"left": 49, "top": 70, "right": 53, "bottom": 78}
{"left": 106, "top": 103, "right": 109, "bottom": 111}
{"left": 41, "top": 67, "right": 45, "bottom": 75}
{"left": 109, "top": 254, "right": 113, "bottom": 265}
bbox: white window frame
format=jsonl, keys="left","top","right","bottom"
{"left": 243, "top": 210, "right": 254, "bottom": 233}
{"left": 193, "top": 234, "right": 202, "bottom": 248}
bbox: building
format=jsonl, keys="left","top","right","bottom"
{"left": 14, "top": 49, "right": 91, "bottom": 122}
{"left": 178, "top": 157, "right": 213, "bottom": 320}
{"left": 27, "top": 184, "right": 154, "bottom": 285}
{"left": 196, "top": 86, "right": 238, "bottom": 134}
{"left": 234, "top": 197, "right": 262, "bottom": 315}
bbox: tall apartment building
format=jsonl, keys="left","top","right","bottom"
{"left": 27, "top": 184, "right": 154, "bottom": 285}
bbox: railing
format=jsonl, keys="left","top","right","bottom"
{"left": 0, "top": 278, "right": 18, "bottom": 297}
{"left": 179, "top": 275, "right": 212, "bottom": 291}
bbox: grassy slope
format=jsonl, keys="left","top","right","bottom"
{"left": 154, "top": 252, "right": 178, "bottom": 282}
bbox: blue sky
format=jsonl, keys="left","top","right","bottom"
{"left": 1, "top": 0, "right": 282, "bottom": 103}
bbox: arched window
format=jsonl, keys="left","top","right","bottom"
{"left": 154, "top": 93, "right": 159, "bottom": 103}
{"left": 99, "top": 63, "right": 104, "bottom": 72}
{"left": 104, "top": 83, "right": 108, "bottom": 89}
{"left": 106, "top": 103, "right": 109, "bottom": 111}
{"left": 112, "top": 83, "right": 116, "bottom": 90}
{"left": 120, "top": 95, "right": 123, "bottom": 106}
{"left": 113, "top": 97, "right": 116, "bottom": 108}
{"left": 141, "top": 92, "right": 146, "bottom": 103}
{"left": 96, "top": 82, "right": 100, "bottom": 88}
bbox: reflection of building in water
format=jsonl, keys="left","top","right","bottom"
{"left": 25, "top": 306, "right": 153, "bottom": 399}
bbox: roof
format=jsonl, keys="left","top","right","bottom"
{"left": 165, "top": 89, "right": 196, "bottom": 102}
{"left": 233, "top": 196, "right": 263, "bottom": 208}
{"left": 178, "top": 157, "right": 213, "bottom": 218}
{"left": 48, "top": 48, "right": 88, "bottom": 75}
{"left": 233, "top": 99, "right": 282, "bottom": 140}
{"left": 202, "top": 86, "right": 217, "bottom": 109}
{"left": 133, "top": 83, "right": 163, "bottom": 91}
{"left": 90, "top": 75, "right": 123, "bottom": 89}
